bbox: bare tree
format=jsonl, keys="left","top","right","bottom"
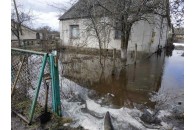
{"left": 170, "top": 0, "right": 184, "bottom": 28}
{"left": 11, "top": 0, "right": 35, "bottom": 47}
{"left": 36, "top": 26, "right": 52, "bottom": 40}
{"left": 57, "top": 0, "right": 174, "bottom": 60}
{"left": 80, "top": 0, "right": 168, "bottom": 60}
{"left": 51, "top": 0, "right": 112, "bottom": 64}
{"left": 169, "top": 0, "right": 184, "bottom": 43}
{"left": 82, "top": 0, "right": 112, "bottom": 64}
{"left": 47, "top": 0, "right": 78, "bottom": 17}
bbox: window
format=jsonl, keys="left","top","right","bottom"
{"left": 114, "top": 22, "right": 121, "bottom": 39}
{"left": 70, "top": 25, "right": 79, "bottom": 39}
{"left": 36, "top": 33, "right": 40, "bottom": 39}
{"left": 115, "top": 29, "right": 121, "bottom": 39}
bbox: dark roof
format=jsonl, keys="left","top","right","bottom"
{"left": 59, "top": 0, "right": 167, "bottom": 21}
{"left": 11, "top": 20, "right": 39, "bottom": 33}
{"left": 59, "top": 0, "right": 108, "bottom": 20}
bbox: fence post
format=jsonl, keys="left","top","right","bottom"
{"left": 113, "top": 48, "right": 116, "bottom": 60}
{"left": 29, "top": 54, "right": 48, "bottom": 124}
{"left": 11, "top": 56, "right": 25, "bottom": 97}
{"left": 134, "top": 43, "right": 137, "bottom": 63}
{"left": 112, "top": 48, "right": 116, "bottom": 76}
{"left": 49, "top": 53, "right": 61, "bottom": 116}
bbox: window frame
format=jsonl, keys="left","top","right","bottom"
{"left": 114, "top": 29, "right": 121, "bottom": 39}
{"left": 70, "top": 25, "right": 80, "bottom": 39}
{"left": 36, "top": 33, "right": 40, "bottom": 39}
{"left": 114, "top": 22, "right": 122, "bottom": 39}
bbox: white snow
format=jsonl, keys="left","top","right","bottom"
{"left": 160, "top": 122, "right": 173, "bottom": 129}
{"left": 157, "top": 110, "right": 171, "bottom": 119}
{"left": 173, "top": 43, "right": 184, "bottom": 46}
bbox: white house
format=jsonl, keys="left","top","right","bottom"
{"left": 11, "top": 19, "right": 42, "bottom": 46}
{"left": 59, "top": 0, "right": 171, "bottom": 53}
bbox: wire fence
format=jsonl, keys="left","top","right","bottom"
{"left": 11, "top": 48, "right": 61, "bottom": 124}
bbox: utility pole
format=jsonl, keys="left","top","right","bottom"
{"left": 13, "top": 0, "right": 22, "bottom": 47}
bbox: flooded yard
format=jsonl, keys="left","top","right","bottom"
{"left": 58, "top": 45, "right": 184, "bottom": 129}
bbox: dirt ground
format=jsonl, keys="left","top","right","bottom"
{"left": 11, "top": 111, "right": 85, "bottom": 130}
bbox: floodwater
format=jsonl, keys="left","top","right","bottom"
{"left": 58, "top": 45, "right": 184, "bottom": 129}
{"left": 59, "top": 48, "right": 184, "bottom": 109}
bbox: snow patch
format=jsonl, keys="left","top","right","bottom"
{"left": 157, "top": 110, "right": 171, "bottom": 119}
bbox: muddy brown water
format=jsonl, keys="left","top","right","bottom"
{"left": 59, "top": 48, "right": 184, "bottom": 110}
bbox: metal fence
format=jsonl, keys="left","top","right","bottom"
{"left": 11, "top": 48, "right": 61, "bottom": 124}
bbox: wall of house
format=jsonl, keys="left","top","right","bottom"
{"left": 11, "top": 26, "right": 42, "bottom": 40}
{"left": 60, "top": 19, "right": 101, "bottom": 48}
{"left": 59, "top": 15, "right": 169, "bottom": 53}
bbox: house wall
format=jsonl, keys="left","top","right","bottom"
{"left": 60, "top": 19, "right": 101, "bottom": 48}
{"left": 59, "top": 15, "right": 169, "bottom": 53}
{"left": 11, "top": 26, "right": 42, "bottom": 40}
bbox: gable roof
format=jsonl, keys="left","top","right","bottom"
{"left": 59, "top": 0, "right": 107, "bottom": 20}
{"left": 11, "top": 19, "right": 38, "bottom": 33}
{"left": 59, "top": 0, "right": 168, "bottom": 22}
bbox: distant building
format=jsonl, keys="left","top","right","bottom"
{"left": 174, "top": 28, "right": 184, "bottom": 36}
{"left": 173, "top": 28, "right": 184, "bottom": 43}
{"left": 47, "top": 33, "right": 60, "bottom": 40}
{"left": 11, "top": 19, "right": 42, "bottom": 46}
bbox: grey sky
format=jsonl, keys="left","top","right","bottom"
{"left": 13, "top": 0, "right": 77, "bottom": 31}
{"left": 13, "top": 0, "right": 183, "bottom": 30}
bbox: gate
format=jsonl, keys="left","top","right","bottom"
{"left": 11, "top": 48, "right": 61, "bottom": 124}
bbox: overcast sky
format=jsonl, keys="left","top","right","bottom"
{"left": 13, "top": 0, "right": 77, "bottom": 31}
{"left": 12, "top": 0, "right": 183, "bottom": 30}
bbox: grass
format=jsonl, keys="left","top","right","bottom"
{"left": 12, "top": 94, "right": 75, "bottom": 129}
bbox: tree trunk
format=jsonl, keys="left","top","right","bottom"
{"left": 121, "top": 48, "right": 127, "bottom": 60}
{"left": 121, "top": 30, "right": 126, "bottom": 60}
{"left": 121, "top": 35, "right": 129, "bottom": 61}
{"left": 120, "top": 23, "right": 131, "bottom": 61}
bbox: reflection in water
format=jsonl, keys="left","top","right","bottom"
{"left": 59, "top": 48, "right": 183, "bottom": 111}
{"left": 158, "top": 49, "right": 184, "bottom": 110}
{"left": 165, "top": 49, "right": 173, "bottom": 57}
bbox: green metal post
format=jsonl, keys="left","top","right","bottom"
{"left": 49, "top": 54, "right": 61, "bottom": 116}
{"left": 49, "top": 54, "right": 56, "bottom": 112}
{"left": 29, "top": 54, "right": 48, "bottom": 124}
{"left": 54, "top": 56, "right": 61, "bottom": 116}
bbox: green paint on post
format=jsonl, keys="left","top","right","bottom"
{"left": 11, "top": 48, "right": 46, "bottom": 56}
{"left": 49, "top": 54, "right": 61, "bottom": 116}
{"left": 49, "top": 55, "right": 56, "bottom": 112}
{"left": 29, "top": 54, "right": 48, "bottom": 124}
{"left": 54, "top": 58, "right": 61, "bottom": 116}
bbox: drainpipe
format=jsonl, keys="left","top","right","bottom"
{"left": 158, "top": 17, "right": 163, "bottom": 46}
{"left": 158, "top": 16, "right": 164, "bottom": 52}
